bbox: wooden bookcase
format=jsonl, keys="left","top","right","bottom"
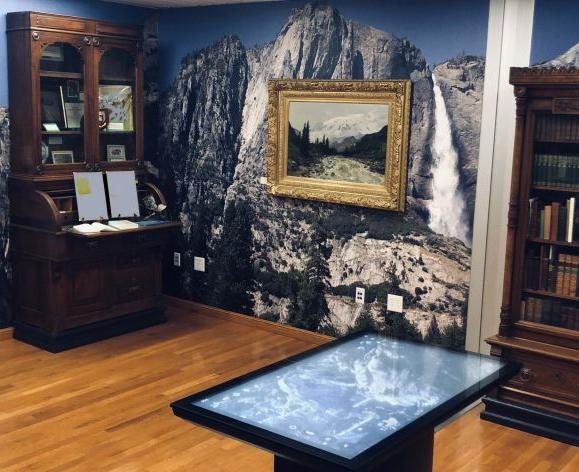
{"left": 6, "top": 12, "right": 179, "bottom": 352}
{"left": 482, "top": 68, "right": 579, "bottom": 445}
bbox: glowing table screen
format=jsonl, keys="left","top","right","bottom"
{"left": 187, "top": 333, "right": 507, "bottom": 460}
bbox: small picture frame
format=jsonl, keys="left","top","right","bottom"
{"left": 98, "top": 109, "right": 109, "bottom": 130}
{"left": 107, "top": 144, "right": 126, "bottom": 162}
{"left": 67, "top": 80, "right": 80, "bottom": 99}
{"left": 52, "top": 150, "right": 74, "bottom": 165}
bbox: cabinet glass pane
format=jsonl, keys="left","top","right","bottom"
{"left": 40, "top": 42, "right": 85, "bottom": 165}
{"left": 99, "top": 48, "right": 136, "bottom": 162}
{"left": 522, "top": 111, "right": 579, "bottom": 330}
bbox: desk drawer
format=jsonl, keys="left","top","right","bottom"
{"left": 114, "top": 271, "right": 156, "bottom": 304}
{"left": 116, "top": 253, "right": 153, "bottom": 270}
{"left": 69, "top": 237, "right": 117, "bottom": 257}
{"left": 505, "top": 351, "right": 579, "bottom": 404}
{"left": 123, "top": 231, "right": 164, "bottom": 247}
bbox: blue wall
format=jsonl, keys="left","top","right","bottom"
{"left": 531, "top": 0, "right": 579, "bottom": 65}
{"left": 0, "top": 0, "right": 153, "bottom": 105}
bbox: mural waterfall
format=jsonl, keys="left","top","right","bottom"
{"left": 429, "top": 76, "right": 469, "bottom": 245}
{"left": 158, "top": 1, "right": 486, "bottom": 349}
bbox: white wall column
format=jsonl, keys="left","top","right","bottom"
{"left": 466, "top": 0, "right": 535, "bottom": 353}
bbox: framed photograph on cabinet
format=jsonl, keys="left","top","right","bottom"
{"left": 41, "top": 90, "right": 65, "bottom": 127}
{"left": 52, "top": 150, "right": 74, "bottom": 165}
{"left": 107, "top": 144, "right": 126, "bottom": 162}
{"left": 267, "top": 80, "right": 411, "bottom": 211}
{"left": 67, "top": 80, "right": 80, "bottom": 99}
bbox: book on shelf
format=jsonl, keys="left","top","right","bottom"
{"left": 532, "top": 154, "right": 579, "bottom": 187}
{"left": 535, "top": 114, "right": 579, "bottom": 142}
{"left": 523, "top": 296, "right": 579, "bottom": 330}
{"left": 528, "top": 197, "right": 577, "bottom": 242}
{"left": 525, "top": 249, "right": 579, "bottom": 297}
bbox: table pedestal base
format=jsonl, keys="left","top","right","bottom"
{"left": 274, "top": 427, "right": 434, "bottom": 472}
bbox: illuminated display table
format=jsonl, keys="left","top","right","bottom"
{"left": 171, "top": 332, "right": 518, "bottom": 471}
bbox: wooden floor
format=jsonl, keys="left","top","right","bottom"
{"left": 0, "top": 304, "right": 577, "bottom": 472}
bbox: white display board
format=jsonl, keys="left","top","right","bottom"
{"left": 73, "top": 172, "right": 109, "bottom": 222}
{"left": 106, "top": 171, "right": 140, "bottom": 219}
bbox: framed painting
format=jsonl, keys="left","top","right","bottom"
{"left": 267, "top": 80, "right": 411, "bottom": 211}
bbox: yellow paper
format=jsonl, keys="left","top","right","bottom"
{"left": 76, "top": 177, "right": 92, "bottom": 196}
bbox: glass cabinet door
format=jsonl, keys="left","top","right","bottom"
{"left": 97, "top": 46, "right": 138, "bottom": 165}
{"left": 39, "top": 41, "right": 86, "bottom": 166}
{"left": 519, "top": 107, "right": 579, "bottom": 332}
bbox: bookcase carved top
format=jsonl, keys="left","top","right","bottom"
{"left": 511, "top": 67, "right": 579, "bottom": 85}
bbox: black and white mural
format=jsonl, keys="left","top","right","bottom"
{"left": 0, "top": 107, "right": 9, "bottom": 327}
{"left": 157, "top": 1, "right": 489, "bottom": 349}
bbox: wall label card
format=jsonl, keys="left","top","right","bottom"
{"left": 73, "top": 172, "right": 109, "bottom": 222}
{"left": 106, "top": 171, "right": 140, "bottom": 219}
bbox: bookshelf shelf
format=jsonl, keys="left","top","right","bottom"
{"left": 523, "top": 289, "right": 579, "bottom": 303}
{"left": 42, "top": 131, "right": 82, "bottom": 135}
{"left": 527, "top": 238, "right": 579, "bottom": 248}
{"left": 40, "top": 70, "right": 83, "bottom": 80}
{"left": 531, "top": 185, "right": 579, "bottom": 193}
{"left": 534, "top": 139, "right": 579, "bottom": 145}
{"left": 100, "top": 130, "right": 135, "bottom": 134}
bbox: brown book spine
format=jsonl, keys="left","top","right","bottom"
{"left": 563, "top": 254, "right": 571, "bottom": 296}
{"left": 556, "top": 254, "right": 565, "bottom": 294}
{"left": 550, "top": 202, "right": 560, "bottom": 240}
{"left": 543, "top": 205, "right": 552, "bottom": 240}
{"left": 570, "top": 255, "right": 578, "bottom": 297}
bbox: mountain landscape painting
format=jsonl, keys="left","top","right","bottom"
{"left": 287, "top": 101, "right": 388, "bottom": 185}
{"left": 157, "top": 0, "right": 489, "bottom": 349}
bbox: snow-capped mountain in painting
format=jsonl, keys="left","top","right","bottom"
{"left": 158, "top": 2, "right": 484, "bottom": 348}
{"left": 308, "top": 110, "right": 387, "bottom": 145}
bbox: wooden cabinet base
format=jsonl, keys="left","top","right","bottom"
{"left": 481, "top": 396, "right": 579, "bottom": 446}
{"left": 13, "top": 307, "right": 166, "bottom": 353}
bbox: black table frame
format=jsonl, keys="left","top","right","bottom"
{"left": 171, "top": 331, "right": 519, "bottom": 472}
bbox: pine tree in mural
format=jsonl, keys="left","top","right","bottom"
{"left": 209, "top": 200, "right": 254, "bottom": 314}
{"left": 380, "top": 309, "right": 422, "bottom": 342}
{"left": 424, "top": 316, "right": 443, "bottom": 345}
{"left": 288, "top": 222, "right": 331, "bottom": 331}
{"left": 352, "top": 307, "right": 377, "bottom": 333}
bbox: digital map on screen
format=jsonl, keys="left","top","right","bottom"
{"left": 193, "top": 333, "right": 505, "bottom": 459}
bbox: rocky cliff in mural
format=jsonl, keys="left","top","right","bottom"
{"left": 159, "top": 2, "right": 483, "bottom": 348}
{"left": 0, "top": 107, "right": 10, "bottom": 327}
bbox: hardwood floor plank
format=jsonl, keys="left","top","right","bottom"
{"left": 0, "top": 306, "right": 576, "bottom": 471}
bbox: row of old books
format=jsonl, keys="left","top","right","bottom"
{"left": 525, "top": 251, "right": 579, "bottom": 297}
{"left": 528, "top": 198, "right": 577, "bottom": 242}
{"left": 522, "top": 297, "right": 579, "bottom": 330}
{"left": 535, "top": 114, "right": 579, "bottom": 142}
{"left": 532, "top": 154, "right": 579, "bottom": 187}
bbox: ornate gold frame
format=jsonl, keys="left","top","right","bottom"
{"left": 267, "top": 79, "right": 411, "bottom": 211}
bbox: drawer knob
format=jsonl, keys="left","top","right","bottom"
{"left": 519, "top": 368, "right": 535, "bottom": 383}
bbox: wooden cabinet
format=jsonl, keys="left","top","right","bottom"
{"left": 6, "top": 12, "right": 179, "bottom": 352}
{"left": 482, "top": 68, "right": 579, "bottom": 446}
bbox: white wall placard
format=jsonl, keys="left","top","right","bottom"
{"left": 73, "top": 172, "right": 109, "bottom": 222}
{"left": 106, "top": 171, "right": 140, "bottom": 219}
